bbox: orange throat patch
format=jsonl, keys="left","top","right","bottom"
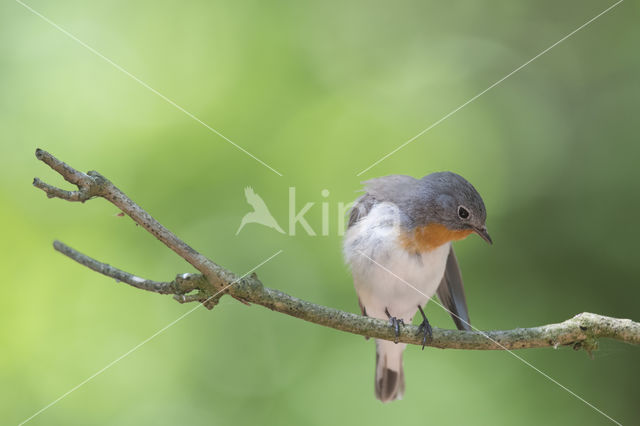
{"left": 400, "top": 223, "right": 473, "bottom": 252}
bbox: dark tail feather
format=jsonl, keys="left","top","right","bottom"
{"left": 374, "top": 345, "right": 405, "bottom": 402}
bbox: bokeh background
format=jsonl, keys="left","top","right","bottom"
{"left": 2, "top": 0, "right": 639, "bottom": 424}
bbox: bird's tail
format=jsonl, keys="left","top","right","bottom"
{"left": 375, "top": 339, "right": 406, "bottom": 402}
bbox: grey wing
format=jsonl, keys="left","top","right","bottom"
{"left": 436, "top": 247, "right": 472, "bottom": 331}
{"left": 347, "top": 193, "right": 376, "bottom": 229}
{"left": 348, "top": 175, "right": 418, "bottom": 229}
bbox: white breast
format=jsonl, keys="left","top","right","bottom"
{"left": 343, "top": 202, "right": 450, "bottom": 322}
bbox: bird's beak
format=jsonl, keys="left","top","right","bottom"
{"left": 473, "top": 226, "right": 493, "bottom": 245}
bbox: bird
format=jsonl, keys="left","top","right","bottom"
{"left": 236, "top": 187, "right": 285, "bottom": 235}
{"left": 343, "top": 172, "right": 492, "bottom": 402}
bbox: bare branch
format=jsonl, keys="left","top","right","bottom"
{"left": 53, "top": 240, "right": 205, "bottom": 297}
{"left": 52, "top": 243, "right": 639, "bottom": 351}
{"left": 35, "top": 148, "right": 92, "bottom": 187}
{"left": 32, "top": 177, "right": 93, "bottom": 202}
{"left": 35, "top": 149, "right": 640, "bottom": 351}
{"left": 34, "top": 148, "right": 231, "bottom": 294}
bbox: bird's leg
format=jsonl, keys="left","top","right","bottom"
{"left": 417, "top": 305, "right": 433, "bottom": 350}
{"left": 385, "top": 307, "right": 404, "bottom": 344}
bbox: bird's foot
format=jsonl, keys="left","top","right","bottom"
{"left": 417, "top": 305, "right": 433, "bottom": 350}
{"left": 385, "top": 307, "right": 404, "bottom": 344}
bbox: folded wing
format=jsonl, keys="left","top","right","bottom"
{"left": 436, "top": 247, "right": 472, "bottom": 331}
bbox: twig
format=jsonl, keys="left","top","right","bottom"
{"left": 33, "top": 148, "right": 234, "bottom": 303}
{"left": 53, "top": 240, "right": 205, "bottom": 297}
{"left": 34, "top": 149, "right": 640, "bottom": 350}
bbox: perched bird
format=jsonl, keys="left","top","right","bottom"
{"left": 236, "top": 187, "right": 285, "bottom": 235}
{"left": 343, "top": 172, "right": 491, "bottom": 402}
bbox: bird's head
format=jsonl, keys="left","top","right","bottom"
{"left": 407, "top": 172, "right": 492, "bottom": 245}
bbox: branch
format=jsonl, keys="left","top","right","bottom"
{"left": 52, "top": 240, "right": 206, "bottom": 298}
{"left": 33, "top": 148, "right": 233, "bottom": 292}
{"left": 34, "top": 149, "right": 640, "bottom": 351}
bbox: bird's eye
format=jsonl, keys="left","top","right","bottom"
{"left": 458, "top": 206, "right": 470, "bottom": 219}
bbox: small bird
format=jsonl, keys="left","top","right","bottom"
{"left": 236, "top": 187, "right": 285, "bottom": 235}
{"left": 343, "top": 172, "right": 491, "bottom": 402}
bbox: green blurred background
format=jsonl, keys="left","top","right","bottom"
{"left": 2, "top": 0, "right": 638, "bottom": 424}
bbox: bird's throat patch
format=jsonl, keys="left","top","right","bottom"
{"left": 400, "top": 223, "right": 472, "bottom": 252}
